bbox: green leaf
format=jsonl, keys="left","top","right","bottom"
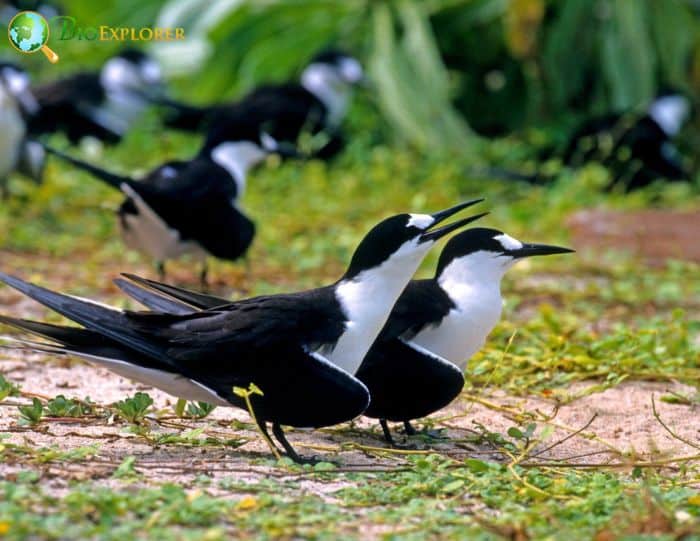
{"left": 249, "top": 383, "right": 264, "bottom": 396}
{"left": 45, "top": 395, "right": 91, "bottom": 418}
{"left": 18, "top": 398, "right": 44, "bottom": 426}
{"left": 649, "top": 0, "right": 694, "bottom": 88}
{"left": 441, "top": 479, "right": 465, "bottom": 492}
{"left": 313, "top": 461, "right": 337, "bottom": 472}
{"left": 541, "top": 0, "right": 596, "bottom": 110}
{"left": 601, "top": 0, "right": 656, "bottom": 110}
{"left": 112, "top": 456, "right": 138, "bottom": 479}
{"left": 369, "top": 2, "right": 475, "bottom": 154}
{"left": 186, "top": 401, "right": 216, "bottom": 419}
{"left": 174, "top": 398, "right": 187, "bottom": 417}
{"left": 115, "top": 392, "right": 154, "bottom": 424}
{"left": 0, "top": 374, "right": 20, "bottom": 402}
{"left": 507, "top": 427, "right": 524, "bottom": 439}
{"left": 465, "top": 458, "right": 490, "bottom": 473}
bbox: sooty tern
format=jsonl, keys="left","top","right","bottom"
{"left": 43, "top": 130, "right": 289, "bottom": 285}
{"left": 563, "top": 92, "right": 691, "bottom": 190}
{"left": 115, "top": 225, "right": 570, "bottom": 447}
{"left": 0, "top": 200, "right": 485, "bottom": 463}
{"left": 356, "top": 228, "right": 574, "bottom": 444}
{"left": 27, "top": 49, "right": 163, "bottom": 144}
{"left": 0, "top": 63, "right": 46, "bottom": 192}
{"left": 474, "top": 92, "right": 692, "bottom": 191}
{"left": 161, "top": 49, "right": 363, "bottom": 159}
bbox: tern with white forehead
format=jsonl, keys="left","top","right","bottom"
{"left": 26, "top": 49, "right": 164, "bottom": 144}
{"left": 0, "top": 200, "right": 485, "bottom": 463}
{"left": 563, "top": 91, "right": 691, "bottom": 190}
{"left": 158, "top": 49, "right": 364, "bottom": 159}
{"left": 355, "top": 227, "right": 574, "bottom": 445}
{"left": 41, "top": 119, "right": 297, "bottom": 286}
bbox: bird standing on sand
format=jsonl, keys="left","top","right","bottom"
{"left": 0, "top": 200, "right": 485, "bottom": 463}
{"left": 43, "top": 128, "right": 293, "bottom": 285}
{"left": 161, "top": 49, "right": 364, "bottom": 159}
{"left": 357, "top": 228, "right": 574, "bottom": 444}
{"left": 27, "top": 49, "right": 164, "bottom": 144}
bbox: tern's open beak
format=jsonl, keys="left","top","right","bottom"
{"left": 510, "top": 243, "right": 575, "bottom": 258}
{"left": 420, "top": 212, "right": 490, "bottom": 243}
{"left": 430, "top": 198, "right": 484, "bottom": 227}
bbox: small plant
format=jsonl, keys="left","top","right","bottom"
{"left": 44, "top": 395, "right": 93, "bottom": 417}
{"left": 174, "top": 398, "right": 217, "bottom": 419}
{"left": 507, "top": 422, "right": 537, "bottom": 447}
{"left": 112, "top": 456, "right": 139, "bottom": 480}
{"left": 0, "top": 374, "right": 20, "bottom": 402}
{"left": 233, "top": 383, "right": 279, "bottom": 460}
{"left": 114, "top": 392, "right": 154, "bottom": 424}
{"left": 186, "top": 401, "right": 216, "bottom": 419}
{"left": 17, "top": 398, "right": 44, "bottom": 426}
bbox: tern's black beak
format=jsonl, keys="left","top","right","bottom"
{"left": 420, "top": 212, "right": 490, "bottom": 243}
{"left": 510, "top": 243, "right": 575, "bottom": 259}
{"left": 430, "top": 198, "right": 485, "bottom": 227}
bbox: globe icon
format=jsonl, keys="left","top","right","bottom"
{"left": 8, "top": 11, "right": 59, "bottom": 63}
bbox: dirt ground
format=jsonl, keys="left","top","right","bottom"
{"left": 568, "top": 209, "right": 700, "bottom": 264}
{"left": 0, "top": 242, "right": 698, "bottom": 494}
{"left": 1, "top": 343, "right": 698, "bottom": 494}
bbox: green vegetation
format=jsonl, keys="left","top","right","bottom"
{"left": 0, "top": 454, "right": 698, "bottom": 539}
{"left": 1, "top": 0, "right": 699, "bottom": 538}
{"left": 0, "top": 126, "right": 698, "bottom": 540}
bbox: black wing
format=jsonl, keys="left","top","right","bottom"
{"left": 32, "top": 72, "right": 105, "bottom": 108}
{"left": 140, "top": 160, "right": 191, "bottom": 188}
{"left": 28, "top": 72, "right": 122, "bottom": 143}
{"left": 203, "top": 84, "right": 327, "bottom": 149}
{"left": 0, "top": 273, "right": 345, "bottom": 365}
{"left": 115, "top": 274, "right": 228, "bottom": 313}
{"left": 377, "top": 280, "right": 455, "bottom": 342}
{"left": 122, "top": 159, "right": 255, "bottom": 261}
{"left": 136, "top": 288, "right": 346, "bottom": 362}
{"left": 0, "top": 274, "right": 366, "bottom": 427}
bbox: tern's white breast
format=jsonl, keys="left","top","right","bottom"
{"left": 412, "top": 282, "right": 503, "bottom": 371}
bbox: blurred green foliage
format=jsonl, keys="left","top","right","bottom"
{"left": 4, "top": 0, "right": 699, "bottom": 155}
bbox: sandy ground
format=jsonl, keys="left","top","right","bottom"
{"left": 1, "top": 344, "right": 698, "bottom": 494}
{"left": 568, "top": 209, "right": 700, "bottom": 264}
{"left": 0, "top": 257, "right": 698, "bottom": 495}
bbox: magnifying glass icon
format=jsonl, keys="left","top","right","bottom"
{"left": 8, "top": 11, "right": 59, "bottom": 64}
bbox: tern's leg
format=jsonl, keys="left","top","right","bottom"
{"left": 379, "top": 420, "right": 419, "bottom": 449}
{"left": 380, "top": 419, "right": 397, "bottom": 445}
{"left": 199, "top": 261, "right": 209, "bottom": 291}
{"left": 272, "top": 422, "right": 318, "bottom": 465}
{"left": 256, "top": 418, "right": 282, "bottom": 454}
{"left": 156, "top": 261, "right": 166, "bottom": 282}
